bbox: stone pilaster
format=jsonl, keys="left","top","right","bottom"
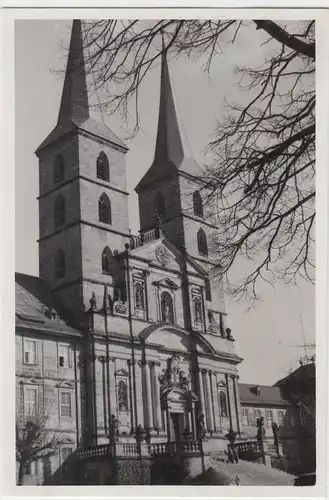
{"left": 198, "top": 369, "right": 207, "bottom": 430}
{"left": 225, "top": 373, "right": 233, "bottom": 429}
{"left": 143, "top": 361, "right": 153, "bottom": 429}
{"left": 109, "top": 357, "right": 117, "bottom": 417}
{"left": 203, "top": 369, "right": 214, "bottom": 431}
{"left": 228, "top": 375, "right": 237, "bottom": 431}
{"left": 211, "top": 371, "right": 221, "bottom": 432}
{"left": 152, "top": 362, "right": 161, "bottom": 430}
{"left": 232, "top": 374, "right": 242, "bottom": 435}
{"left": 136, "top": 361, "right": 144, "bottom": 427}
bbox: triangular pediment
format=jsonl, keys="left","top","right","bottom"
{"left": 152, "top": 277, "right": 179, "bottom": 291}
{"left": 115, "top": 368, "right": 129, "bottom": 377}
{"left": 56, "top": 380, "right": 75, "bottom": 389}
{"left": 129, "top": 236, "right": 208, "bottom": 279}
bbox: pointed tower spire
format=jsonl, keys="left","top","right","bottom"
{"left": 135, "top": 47, "right": 200, "bottom": 191}
{"left": 57, "top": 19, "right": 89, "bottom": 125}
{"left": 36, "top": 19, "right": 127, "bottom": 154}
{"left": 154, "top": 47, "right": 185, "bottom": 166}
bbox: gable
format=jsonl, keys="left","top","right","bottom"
{"left": 129, "top": 236, "right": 207, "bottom": 279}
{"left": 130, "top": 238, "right": 180, "bottom": 272}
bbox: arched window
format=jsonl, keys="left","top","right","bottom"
{"left": 193, "top": 191, "right": 203, "bottom": 217}
{"left": 54, "top": 194, "right": 66, "bottom": 227}
{"left": 161, "top": 291, "right": 174, "bottom": 323}
{"left": 219, "top": 390, "right": 228, "bottom": 418}
{"left": 135, "top": 282, "right": 145, "bottom": 310}
{"left": 101, "top": 246, "right": 113, "bottom": 274}
{"left": 118, "top": 380, "right": 128, "bottom": 411}
{"left": 99, "top": 193, "right": 112, "bottom": 224}
{"left": 154, "top": 191, "right": 166, "bottom": 219}
{"left": 55, "top": 249, "right": 65, "bottom": 279}
{"left": 96, "top": 152, "right": 110, "bottom": 181}
{"left": 197, "top": 228, "right": 208, "bottom": 256}
{"left": 53, "top": 154, "right": 65, "bottom": 184}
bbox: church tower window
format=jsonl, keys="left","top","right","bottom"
{"left": 197, "top": 228, "right": 208, "bottom": 256}
{"left": 154, "top": 191, "right": 166, "bottom": 219}
{"left": 53, "top": 154, "right": 65, "bottom": 184}
{"left": 99, "top": 193, "right": 112, "bottom": 224}
{"left": 96, "top": 151, "right": 110, "bottom": 181}
{"left": 219, "top": 390, "right": 228, "bottom": 418}
{"left": 161, "top": 291, "right": 174, "bottom": 323}
{"left": 54, "top": 194, "right": 66, "bottom": 227}
{"left": 55, "top": 249, "right": 66, "bottom": 279}
{"left": 101, "top": 246, "right": 112, "bottom": 274}
{"left": 193, "top": 191, "right": 203, "bottom": 218}
{"left": 117, "top": 380, "right": 128, "bottom": 411}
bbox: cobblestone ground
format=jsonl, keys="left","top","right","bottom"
{"left": 188, "top": 456, "right": 295, "bottom": 486}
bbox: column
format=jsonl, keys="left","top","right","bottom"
{"left": 109, "top": 357, "right": 117, "bottom": 417}
{"left": 228, "top": 375, "right": 237, "bottom": 431}
{"left": 225, "top": 373, "right": 233, "bottom": 429}
{"left": 152, "top": 362, "right": 161, "bottom": 430}
{"left": 135, "top": 362, "right": 144, "bottom": 427}
{"left": 143, "top": 361, "right": 153, "bottom": 429}
{"left": 127, "top": 360, "right": 135, "bottom": 432}
{"left": 203, "top": 369, "right": 214, "bottom": 431}
{"left": 211, "top": 371, "right": 221, "bottom": 432}
{"left": 232, "top": 375, "right": 242, "bottom": 436}
{"left": 198, "top": 369, "right": 207, "bottom": 430}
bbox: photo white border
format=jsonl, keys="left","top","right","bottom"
{"left": 1, "top": 4, "right": 328, "bottom": 499}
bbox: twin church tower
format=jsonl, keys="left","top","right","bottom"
{"left": 35, "top": 20, "right": 218, "bottom": 322}
{"left": 31, "top": 19, "right": 242, "bottom": 455}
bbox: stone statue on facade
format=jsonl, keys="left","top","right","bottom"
{"left": 226, "top": 428, "right": 239, "bottom": 463}
{"left": 108, "top": 414, "right": 120, "bottom": 443}
{"left": 159, "top": 355, "right": 190, "bottom": 393}
{"left": 198, "top": 414, "right": 206, "bottom": 440}
{"left": 272, "top": 422, "right": 280, "bottom": 457}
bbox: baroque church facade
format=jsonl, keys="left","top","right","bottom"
{"left": 16, "top": 20, "right": 243, "bottom": 484}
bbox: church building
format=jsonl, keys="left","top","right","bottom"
{"left": 16, "top": 20, "right": 243, "bottom": 485}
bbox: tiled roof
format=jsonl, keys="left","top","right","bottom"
{"left": 275, "top": 363, "right": 315, "bottom": 386}
{"left": 35, "top": 117, "right": 127, "bottom": 154}
{"left": 238, "top": 383, "right": 291, "bottom": 407}
{"left": 15, "top": 273, "right": 81, "bottom": 336}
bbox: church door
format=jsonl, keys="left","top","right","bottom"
{"left": 170, "top": 413, "right": 184, "bottom": 443}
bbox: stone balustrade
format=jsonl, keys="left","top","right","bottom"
{"left": 76, "top": 440, "right": 202, "bottom": 461}
{"left": 130, "top": 228, "right": 159, "bottom": 249}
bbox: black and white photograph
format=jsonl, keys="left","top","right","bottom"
{"left": 5, "top": 9, "right": 324, "bottom": 493}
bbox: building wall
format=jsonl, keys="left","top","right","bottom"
{"left": 240, "top": 404, "right": 290, "bottom": 439}
{"left": 16, "top": 329, "right": 84, "bottom": 485}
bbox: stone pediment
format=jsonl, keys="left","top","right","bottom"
{"left": 55, "top": 380, "right": 75, "bottom": 389}
{"left": 152, "top": 277, "right": 179, "bottom": 291}
{"left": 115, "top": 368, "right": 129, "bottom": 377}
{"left": 129, "top": 236, "right": 209, "bottom": 282}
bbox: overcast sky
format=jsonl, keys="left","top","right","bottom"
{"left": 15, "top": 19, "right": 315, "bottom": 385}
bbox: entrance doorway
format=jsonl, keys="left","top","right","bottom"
{"left": 169, "top": 413, "right": 185, "bottom": 443}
